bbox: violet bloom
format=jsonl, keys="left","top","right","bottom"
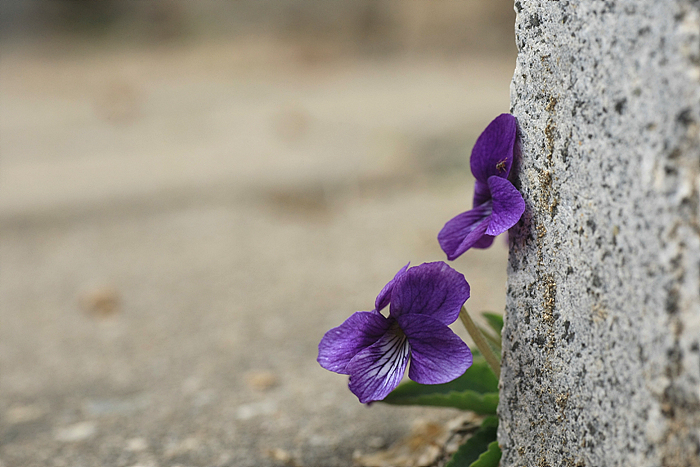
{"left": 318, "top": 262, "right": 472, "bottom": 404}
{"left": 438, "top": 114, "right": 525, "bottom": 260}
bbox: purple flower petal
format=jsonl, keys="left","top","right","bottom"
{"left": 375, "top": 262, "right": 410, "bottom": 312}
{"left": 485, "top": 176, "right": 525, "bottom": 236}
{"left": 317, "top": 311, "right": 391, "bottom": 374}
{"left": 470, "top": 114, "right": 517, "bottom": 183}
{"left": 438, "top": 203, "right": 492, "bottom": 261}
{"left": 472, "top": 179, "right": 492, "bottom": 207}
{"left": 399, "top": 314, "right": 473, "bottom": 384}
{"left": 389, "top": 262, "right": 469, "bottom": 325}
{"left": 346, "top": 326, "right": 410, "bottom": 403}
{"left": 472, "top": 234, "right": 496, "bottom": 249}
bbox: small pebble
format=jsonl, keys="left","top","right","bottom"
{"left": 80, "top": 286, "right": 121, "bottom": 317}
{"left": 267, "top": 448, "right": 292, "bottom": 462}
{"left": 126, "top": 437, "right": 148, "bottom": 452}
{"left": 54, "top": 421, "right": 97, "bottom": 442}
{"left": 245, "top": 370, "right": 279, "bottom": 391}
{"left": 367, "top": 436, "right": 386, "bottom": 449}
{"left": 85, "top": 396, "right": 148, "bottom": 416}
{"left": 5, "top": 404, "right": 44, "bottom": 424}
{"left": 235, "top": 401, "right": 277, "bottom": 420}
{"left": 164, "top": 437, "right": 200, "bottom": 458}
{"left": 308, "top": 434, "right": 332, "bottom": 447}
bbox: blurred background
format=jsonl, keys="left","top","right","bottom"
{"left": 0, "top": 1, "right": 516, "bottom": 466}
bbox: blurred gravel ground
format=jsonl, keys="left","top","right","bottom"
{"left": 0, "top": 37, "right": 513, "bottom": 467}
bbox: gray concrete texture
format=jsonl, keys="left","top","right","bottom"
{"left": 501, "top": 1, "right": 700, "bottom": 466}
{"left": 0, "top": 31, "right": 515, "bottom": 467}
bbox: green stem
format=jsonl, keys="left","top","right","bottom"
{"left": 480, "top": 328, "right": 502, "bottom": 351}
{"left": 459, "top": 306, "right": 501, "bottom": 378}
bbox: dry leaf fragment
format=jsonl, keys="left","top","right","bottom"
{"left": 79, "top": 286, "right": 121, "bottom": 317}
{"left": 354, "top": 414, "right": 482, "bottom": 467}
{"left": 245, "top": 370, "right": 279, "bottom": 391}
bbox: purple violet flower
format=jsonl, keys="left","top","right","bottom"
{"left": 317, "top": 262, "right": 473, "bottom": 404}
{"left": 438, "top": 113, "right": 525, "bottom": 260}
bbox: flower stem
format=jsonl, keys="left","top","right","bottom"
{"left": 459, "top": 306, "right": 501, "bottom": 378}
{"left": 481, "top": 329, "right": 502, "bottom": 351}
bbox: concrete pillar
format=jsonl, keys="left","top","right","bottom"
{"left": 500, "top": 1, "right": 700, "bottom": 465}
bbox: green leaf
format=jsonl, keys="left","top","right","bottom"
{"left": 469, "top": 441, "right": 502, "bottom": 467}
{"left": 481, "top": 312, "right": 504, "bottom": 337}
{"left": 380, "top": 358, "right": 499, "bottom": 413}
{"left": 445, "top": 417, "right": 499, "bottom": 467}
{"left": 382, "top": 388, "right": 498, "bottom": 414}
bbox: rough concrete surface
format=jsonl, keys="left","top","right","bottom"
{"left": 0, "top": 38, "right": 514, "bottom": 467}
{"left": 501, "top": 1, "right": 700, "bottom": 466}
